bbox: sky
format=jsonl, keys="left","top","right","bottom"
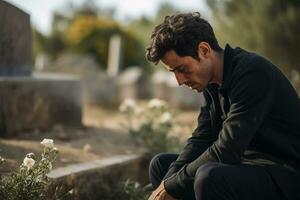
{"left": 5, "top": 0, "right": 209, "bottom": 34}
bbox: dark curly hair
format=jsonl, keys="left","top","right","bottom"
{"left": 146, "top": 12, "right": 222, "bottom": 64}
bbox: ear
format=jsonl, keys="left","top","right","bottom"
{"left": 197, "top": 42, "right": 212, "bottom": 59}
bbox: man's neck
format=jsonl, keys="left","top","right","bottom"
{"left": 211, "top": 49, "right": 224, "bottom": 86}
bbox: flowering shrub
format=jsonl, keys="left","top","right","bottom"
{"left": 0, "top": 139, "right": 64, "bottom": 200}
{"left": 119, "top": 98, "right": 181, "bottom": 155}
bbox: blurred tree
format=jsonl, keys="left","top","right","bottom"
{"left": 32, "top": 12, "right": 68, "bottom": 60}
{"left": 155, "top": 3, "right": 180, "bottom": 22}
{"left": 122, "top": 29, "right": 148, "bottom": 69}
{"left": 33, "top": 0, "right": 146, "bottom": 70}
{"left": 65, "top": 15, "right": 147, "bottom": 70}
{"left": 32, "top": 28, "right": 47, "bottom": 58}
{"left": 125, "top": 3, "right": 179, "bottom": 71}
{"left": 126, "top": 16, "right": 153, "bottom": 48}
{"left": 65, "top": 15, "right": 118, "bottom": 67}
{"left": 73, "top": 0, "right": 98, "bottom": 17}
{"left": 127, "top": 3, "right": 179, "bottom": 46}
{"left": 207, "top": 0, "right": 300, "bottom": 73}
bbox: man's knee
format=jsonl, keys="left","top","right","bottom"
{"left": 149, "top": 153, "right": 177, "bottom": 189}
{"left": 149, "top": 153, "right": 177, "bottom": 175}
{"left": 149, "top": 153, "right": 171, "bottom": 175}
{"left": 194, "top": 162, "right": 224, "bottom": 197}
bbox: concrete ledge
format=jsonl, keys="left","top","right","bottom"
{"left": 48, "top": 154, "right": 142, "bottom": 179}
{"left": 47, "top": 154, "right": 150, "bottom": 199}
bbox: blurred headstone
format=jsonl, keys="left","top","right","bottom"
{"left": 50, "top": 53, "right": 119, "bottom": 106}
{"left": 34, "top": 53, "right": 50, "bottom": 72}
{"left": 0, "top": 2, "right": 83, "bottom": 137}
{"left": 152, "top": 71, "right": 174, "bottom": 102}
{"left": 90, "top": 73, "right": 119, "bottom": 107}
{"left": 170, "top": 85, "right": 202, "bottom": 109}
{"left": 0, "top": 74, "right": 83, "bottom": 136}
{"left": 51, "top": 53, "right": 100, "bottom": 76}
{"left": 0, "top": 1, "right": 32, "bottom": 76}
{"left": 152, "top": 71, "right": 202, "bottom": 109}
{"left": 118, "top": 67, "right": 152, "bottom": 101}
{"left": 107, "top": 34, "right": 122, "bottom": 77}
{"left": 50, "top": 53, "right": 100, "bottom": 104}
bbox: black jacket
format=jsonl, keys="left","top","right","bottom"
{"left": 164, "top": 45, "right": 300, "bottom": 199}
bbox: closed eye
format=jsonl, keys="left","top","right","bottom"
{"left": 170, "top": 65, "right": 186, "bottom": 73}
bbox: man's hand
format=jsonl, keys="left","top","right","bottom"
{"left": 148, "top": 181, "right": 177, "bottom": 200}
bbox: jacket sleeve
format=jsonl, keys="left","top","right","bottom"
{"left": 163, "top": 90, "right": 218, "bottom": 185}
{"left": 164, "top": 59, "right": 274, "bottom": 199}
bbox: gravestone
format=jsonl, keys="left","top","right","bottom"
{"left": 0, "top": 1, "right": 83, "bottom": 137}
{"left": 152, "top": 71, "right": 202, "bottom": 109}
{"left": 107, "top": 34, "right": 122, "bottom": 77}
{"left": 35, "top": 53, "right": 50, "bottom": 71}
{"left": 118, "top": 67, "right": 152, "bottom": 101}
{"left": 91, "top": 72, "right": 119, "bottom": 107}
{"left": 170, "top": 85, "right": 202, "bottom": 109}
{"left": 50, "top": 53, "right": 100, "bottom": 105}
{"left": 50, "top": 53, "right": 119, "bottom": 107}
{"left": 152, "top": 71, "right": 174, "bottom": 102}
{"left": 0, "top": 1, "right": 32, "bottom": 76}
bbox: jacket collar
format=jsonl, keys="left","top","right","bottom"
{"left": 219, "top": 44, "right": 235, "bottom": 91}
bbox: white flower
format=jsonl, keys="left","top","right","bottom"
{"left": 23, "top": 157, "right": 35, "bottom": 169}
{"left": 134, "top": 106, "right": 143, "bottom": 115}
{"left": 159, "top": 112, "right": 172, "bottom": 124}
{"left": 83, "top": 144, "right": 92, "bottom": 153}
{"left": 48, "top": 162, "right": 52, "bottom": 170}
{"left": 148, "top": 99, "right": 167, "bottom": 109}
{"left": 119, "top": 99, "right": 137, "bottom": 113}
{"left": 26, "top": 152, "right": 36, "bottom": 159}
{"left": 0, "top": 156, "right": 5, "bottom": 164}
{"left": 41, "top": 139, "right": 54, "bottom": 148}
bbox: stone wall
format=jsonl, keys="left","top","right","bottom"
{"left": 0, "top": 73, "right": 83, "bottom": 137}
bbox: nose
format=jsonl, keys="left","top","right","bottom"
{"left": 174, "top": 72, "right": 186, "bottom": 86}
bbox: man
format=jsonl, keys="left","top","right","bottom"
{"left": 145, "top": 12, "right": 300, "bottom": 200}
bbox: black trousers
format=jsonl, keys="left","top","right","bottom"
{"left": 149, "top": 153, "right": 285, "bottom": 200}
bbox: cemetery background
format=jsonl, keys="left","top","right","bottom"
{"left": 1, "top": 0, "right": 300, "bottom": 199}
{"left": 0, "top": 1, "right": 200, "bottom": 198}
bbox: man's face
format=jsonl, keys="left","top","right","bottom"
{"left": 161, "top": 50, "right": 214, "bottom": 92}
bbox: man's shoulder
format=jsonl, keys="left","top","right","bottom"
{"left": 230, "top": 48, "right": 277, "bottom": 80}
{"left": 232, "top": 48, "right": 272, "bottom": 71}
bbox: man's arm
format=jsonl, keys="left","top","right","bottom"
{"left": 149, "top": 90, "right": 217, "bottom": 200}
{"left": 164, "top": 58, "right": 274, "bottom": 199}
{"left": 163, "top": 89, "right": 218, "bottom": 180}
